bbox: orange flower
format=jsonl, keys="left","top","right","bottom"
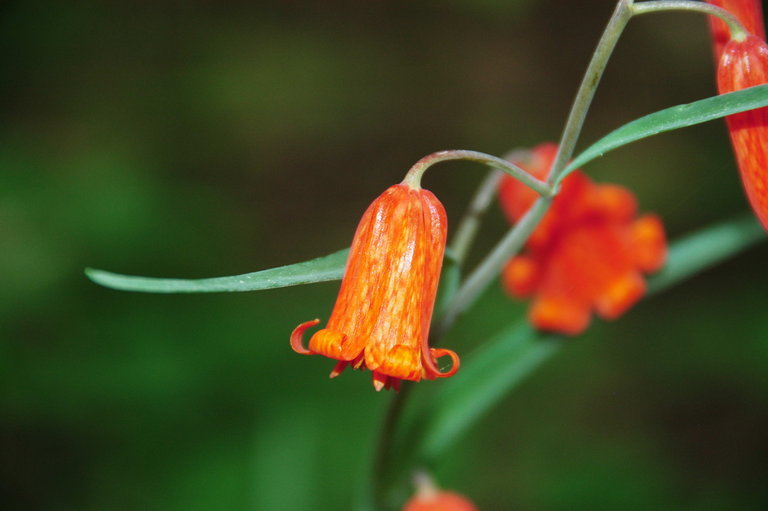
{"left": 291, "top": 183, "right": 459, "bottom": 391}
{"left": 499, "top": 143, "right": 667, "bottom": 335}
{"left": 706, "top": 0, "right": 765, "bottom": 60}
{"left": 714, "top": 29, "right": 768, "bottom": 230}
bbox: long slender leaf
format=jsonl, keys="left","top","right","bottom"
{"left": 410, "top": 216, "right": 765, "bottom": 463}
{"left": 85, "top": 248, "right": 349, "bottom": 293}
{"left": 561, "top": 84, "right": 768, "bottom": 180}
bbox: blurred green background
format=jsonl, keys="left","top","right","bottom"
{"left": 2, "top": 1, "right": 767, "bottom": 510}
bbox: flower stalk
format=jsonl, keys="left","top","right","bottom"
{"left": 402, "top": 150, "right": 551, "bottom": 197}
{"left": 548, "top": 0, "right": 635, "bottom": 186}
{"left": 436, "top": 0, "right": 636, "bottom": 333}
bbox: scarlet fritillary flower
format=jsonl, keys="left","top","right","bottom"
{"left": 707, "top": 1, "right": 768, "bottom": 230}
{"left": 291, "top": 182, "right": 459, "bottom": 391}
{"left": 499, "top": 143, "right": 667, "bottom": 336}
{"left": 402, "top": 473, "right": 478, "bottom": 511}
{"left": 707, "top": 0, "right": 765, "bottom": 60}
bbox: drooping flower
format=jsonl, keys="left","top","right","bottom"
{"left": 708, "top": 3, "right": 768, "bottom": 230}
{"left": 499, "top": 143, "right": 667, "bottom": 336}
{"left": 706, "top": 0, "right": 765, "bottom": 60}
{"left": 291, "top": 182, "right": 459, "bottom": 391}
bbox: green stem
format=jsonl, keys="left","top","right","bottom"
{"left": 449, "top": 169, "right": 504, "bottom": 264}
{"left": 549, "top": 0, "right": 634, "bottom": 185}
{"left": 402, "top": 150, "right": 551, "bottom": 197}
{"left": 370, "top": 382, "right": 413, "bottom": 510}
{"left": 631, "top": 0, "right": 748, "bottom": 40}
{"left": 435, "top": 197, "right": 552, "bottom": 337}
{"left": 436, "top": 0, "right": 636, "bottom": 333}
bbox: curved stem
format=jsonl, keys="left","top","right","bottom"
{"left": 632, "top": 0, "right": 747, "bottom": 40}
{"left": 449, "top": 169, "right": 504, "bottom": 264}
{"left": 548, "top": 0, "right": 635, "bottom": 185}
{"left": 402, "top": 150, "right": 551, "bottom": 197}
{"left": 436, "top": 0, "right": 636, "bottom": 333}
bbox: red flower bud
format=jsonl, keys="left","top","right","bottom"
{"left": 717, "top": 34, "right": 768, "bottom": 230}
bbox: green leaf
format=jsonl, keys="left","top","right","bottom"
{"left": 416, "top": 323, "right": 560, "bottom": 462}
{"left": 85, "top": 248, "right": 349, "bottom": 293}
{"left": 408, "top": 216, "right": 765, "bottom": 464}
{"left": 648, "top": 215, "right": 765, "bottom": 293}
{"left": 561, "top": 84, "right": 768, "bottom": 180}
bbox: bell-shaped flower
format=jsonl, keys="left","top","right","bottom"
{"left": 292, "top": 182, "right": 459, "bottom": 391}
{"left": 499, "top": 143, "right": 667, "bottom": 335}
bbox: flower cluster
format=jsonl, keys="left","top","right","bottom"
{"left": 498, "top": 143, "right": 667, "bottom": 335}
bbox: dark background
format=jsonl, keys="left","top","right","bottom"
{"left": 2, "top": 1, "right": 767, "bottom": 510}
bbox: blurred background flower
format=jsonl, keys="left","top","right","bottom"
{"left": 2, "top": 1, "right": 767, "bottom": 510}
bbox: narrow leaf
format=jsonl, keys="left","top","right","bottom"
{"left": 648, "top": 216, "right": 765, "bottom": 293}
{"left": 561, "top": 84, "right": 768, "bottom": 179}
{"left": 417, "top": 323, "right": 560, "bottom": 462}
{"left": 85, "top": 249, "right": 349, "bottom": 293}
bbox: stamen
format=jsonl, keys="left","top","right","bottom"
{"left": 329, "top": 360, "right": 348, "bottom": 379}
{"left": 290, "top": 319, "right": 320, "bottom": 355}
{"left": 372, "top": 372, "right": 387, "bottom": 392}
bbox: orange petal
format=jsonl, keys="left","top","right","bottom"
{"left": 594, "top": 271, "right": 646, "bottom": 320}
{"left": 529, "top": 294, "right": 591, "bottom": 336}
{"left": 290, "top": 319, "right": 320, "bottom": 355}
{"left": 502, "top": 256, "right": 540, "bottom": 298}
{"left": 365, "top": 344, "right": 421, "bottom": 381}
{"left": 631, "top": 214, "right": 667, "bottom": 272}
{"left": 425, "top": 348, "right": 460, "bottom": 379}
{"left": 308, "top": 328, "right": 355, "bottom": 360}
{"left": 588, "top": 184, "right": 637, "bottom": 221}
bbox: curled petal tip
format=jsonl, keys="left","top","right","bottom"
{"left": 372, "top": 378, "right": 386, "bottom": 392}
{"left": 290, "top": 319, "right": 320, "bottom": 355}
{"left": 428, "top": 348, "right": 460, "bottom": 378}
